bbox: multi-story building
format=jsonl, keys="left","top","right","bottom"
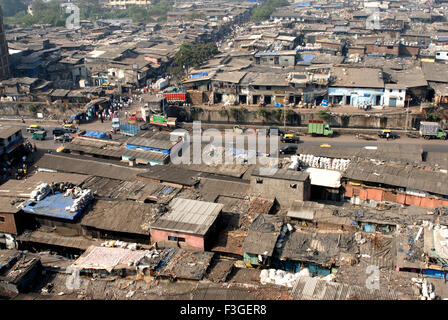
{"left": 0, "top": 6, "right": 10, "bottom": 80}
{"left": 105, "top": 0, "right": 152, "bottom": 9}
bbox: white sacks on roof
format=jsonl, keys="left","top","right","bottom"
{"left": 305, "top": 167, "right": 342, "bottom": 188}
{"left": 260, "top": 268, "right": 311, "bottom": 288}
{"left": 297, "top": 154, "right": 350, "bottom": 171}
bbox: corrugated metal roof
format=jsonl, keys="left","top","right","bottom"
{"left": 151, "top": 198, "right": 223, "bottom": 235}
{"left": 291, "top": 276, "right": 398, "bottom": 300}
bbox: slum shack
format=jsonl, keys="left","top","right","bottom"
{"left": 242, "top": 214, "right": 284, "bottom": 267}
{"left": 155, "top": 248, "right": 214, "bottom": 282}
{"left": 276, "top": 231, "right": 359, "bottom": 276}
{"left": 80, "top": 200, "right": 160, "bottom": 244}
{"left": 73, "top": 245, "right": 149, "bottom": 277}
{"left": 150, "top": 198, "right": 224, "bottom": 251}
{"left": 0, "top": 250, "right": 42, "bottom": 295}
{"left": 21, "top": 183, "right": 94, "bottom": 228}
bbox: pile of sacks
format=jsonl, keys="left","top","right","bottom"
{"left": 260, "top": 268, "right": 311, "bottom": 288}
{"left": 64, "top": 188, "right": 94, "bottom": 212}
{"left": 70, "top": 189, "right": 93, "bottom": 212}
{"left": 30, "top": 183, "right": 50, "bottom": 201}
{"left": 297, "top": 154, "right": 350, "bottom": 171}
{"left": 101, "top": 240, "right": 138, "bottom": 250}
{"left": 412, "top": 278, "right": 436, "bottom": 300}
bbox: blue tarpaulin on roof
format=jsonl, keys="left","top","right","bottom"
{"left": 126, "top": 144, "right": 170, "bottom": 154}
{"left": 84, "top": 131, "right": 110, "bottom": 139}
{"left": 191, "top": 72, "right": 208, "bottom": 78}
{"left": 274, "top": 102, "right": 283, "bottom": 107}
{"left": 22, "top": 192, "right": 90, "bottom": 221}
{"left": 301, "top": 54, "right": 315, "bottom": 62}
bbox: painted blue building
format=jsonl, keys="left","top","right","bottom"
{"left": 329, "top": 67, "right": 385, "bottom": 106}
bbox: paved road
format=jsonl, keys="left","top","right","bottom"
{"left": 3, "top": 119, "right": 448, "bottom": 155}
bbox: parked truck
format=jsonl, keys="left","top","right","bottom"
{"left": 308, "top": 120, "right": 333, "bottom": 137}
{"left": 162, "top": 93, "right": 186, "bottom": 104}
{"left": 419, "top": 121, "right": 447, "bottom": 140}
{"left": 119, "top": 122, "right": 141, "bottom": 136}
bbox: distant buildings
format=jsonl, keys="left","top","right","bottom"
{"left": 0, "top": 6, "right": 10, "bottom": 80}
{"left": 106, "top": 0, "right": 152, "bottom": 10}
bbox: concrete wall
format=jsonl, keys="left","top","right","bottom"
{"left": 329, "top": 87, "right": 384, "bottom": 106}
{"left": 0, "top": 213, "right": 17, "bottom": 235}
{"left": 384, "top": 88, "right": 406, "bottom": 107}
{"left": 250, "top": 176, "right": 310, "bottom": 208}
{"left": 150, "top": 229, "right": 205, "bottom": 250}
{"left": 185, "top": 106, "right": 424, "bottom": 129}
{"left": 344, "top": 183, "right": 448, "bottom": 209}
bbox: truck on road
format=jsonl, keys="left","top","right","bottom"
{"left": 308, "top": 120, "right": 333, "bottom": 137}
{"left": 419, "top": 121, "right": 447, "bottom": 140}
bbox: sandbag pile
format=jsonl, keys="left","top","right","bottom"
{"left": 297, "top": 154, "right": 350, "bottom": 171}
{"left": 30, "top": 183, "right": 50, "bottom": 201}
{"left": 260, "top": 268, "right": 311, "bottom": 287}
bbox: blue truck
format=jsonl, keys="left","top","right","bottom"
{"left": 119, "top": 122, "right": 141, "bottom": 136}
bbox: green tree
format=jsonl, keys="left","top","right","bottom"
{"left": 251, "top": 0, "right": 289, "bottom": 23}
{"left": 0, "top": 0, "right": 27, "bottom": 17}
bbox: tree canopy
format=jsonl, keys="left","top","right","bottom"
{"left": 251, "top": 0, "right": 289, "bottom": 23}
{"left": 0, "top": 0, "right": 27, "bottom": 17}
{"left": 168, "top": 42, "right": 219, "bottom": 79}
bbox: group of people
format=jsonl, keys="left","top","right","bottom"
{"left": 0, "top": 141, "right": 37, "bottom": 183}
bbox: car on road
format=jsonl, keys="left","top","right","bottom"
{"left": 62, "top": 124, "right": 78, "bottom": 133}
{"left": 268, "top": 127, "right": 285, "bottom": 137}
{"left": 281, "top": 133, "right": 300, "bottom": 143}
{"left": 320, "top": 144, "right": 332, "bottom": 148}
{"left": 279, "top": 145, "right": 298, "bottom": 155}
{"left": 54, "top": 133, "right": 73, "bottom": 143}
{"left": 378, "top": 130, "right": 399, "bottom": 139}
{"left": 53, "top": 128, "right": 67, "bottom": 137}
{"left": 26, "top": 125, "right": 45, "bottom": 133}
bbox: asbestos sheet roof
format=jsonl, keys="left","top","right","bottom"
{"left": 251, "top": 167, "right": 309, "bottom": 182}
{"left": 279, "top": 231, "right": 359, "bottom": 266}
{"left": 67, "top": 142, "right": 168, "bottom": 163}
{"left": 74, "top": 246, "right": 147, "bottom": 272}
{"left": 35, "top": 154, "right": 146, "bottom": 181}
{"left": 344, "top": 160, "right": 448, "bottom": 196}
{"left": 0, "top": 126, "right": 20, "bottom": 139}
{"left": 422, "top": 62, "right": 448, "bottom": 83}
{"left": 212, "top": 71, "right": 247, "bottom": 84}
{"left": 151, "top": 198, "right": 223, "bottom": 235}
{"left": 330, "top": 67, "right": 384, "bottom": 88}
{"left": 242, "top": 231, "right": 279, "bottom": 256}
{"left": 80, "top": 200, "right": 158, "bottom": 235}
{"left": 157, "top": 248, "right": 214, "bottom": 281}
{"left": 291, "top": 276, "right": 397, "bottom": 300}
{"left": 17, "top": 229, "right": 101, "bottom": 250}
{"left": 137, "top": 165, "right": 201, "bottom": 186}
{"left": 126, "top": 136, "right": 177, "bottom": 150}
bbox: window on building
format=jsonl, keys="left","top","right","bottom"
{"left": 254, "top": 85, "right": 259, "bottom": 89}
{"left": 399, "top": 89, "right": 402, "bottom": 93}
{"left": 256, "top": 178, "right": 263, "bottom": 184}
{"left": 0, "top": 216, "right": 4, "bottom": 222}
{"left": 266, "top": 86, "right": 272, "bottom": 90}
{"left": 168, "top": 236, "right": 186, "bottom": 242}
{"left": 290, "top": 184, "right": 297, "bottom": 189}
